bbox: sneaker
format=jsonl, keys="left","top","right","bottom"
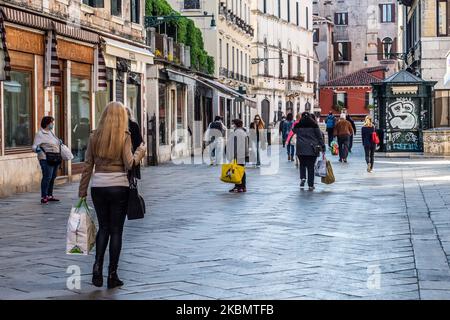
{"left": 47, "top": 196, "right": 60, "bottom": 202}
{"left": 229, "top": 187, "right": 238, "bottom": 193}
{"left": 367, "top": 164, "right": 371, "bottom": 172}
{"left": 237, "top": 188, "right": 246, "bottom": 193}
{"left": 288, "top": 155, "right": 291, "bottom": 161}
{"left": 41, "top": 197, "right": 48, "bottom": 204}
{"left": 343, "top": 159, "right": 347, "bottom": 163}
{"left": 300, "top": 179, "right": 306, "bottom": 188}
{"left": 308, "top": 186, "right": 315, "bottom": 191}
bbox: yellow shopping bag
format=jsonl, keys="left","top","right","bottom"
{"left": 321, "top": 160, "right": 335, "bottom": 185}
{"left": 220, "top": 160, "right": 245, "bottom": 184}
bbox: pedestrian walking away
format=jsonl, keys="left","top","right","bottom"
{"left": 279, "top": 115, "right": 286, "bottom": 147}
{"left": 361, "top": 115, "right": 376, "bottom": 173}
{"left": 32, "top": 116, "right": 64, "bottom": 204}
{"left": 78, "top": 101, "right": 146, "bottom": 289}
{"left": 333, "top": 114, "right": 354, "bottom": 163}
{"left": 227, "top": 119, "right": 249, "bottom": 193}
{"left": 291, "top": 112, "right": 325, "bottom": 191}
{"left": 205, "top": 116, "right": 227, "bottom": 166}
{"left": 325, "top": 112, "right": 336, "bottom": 147}
{"left": 126, "top": 107, "right": 144, "bottom": 179}
{"left": 346, "top": 114, "right": 357, "bottom": 153}
{"left": 250, "top": 115, "right": 267, "bottom": 167}
{"left": 282, "top": 113, "right": 295, "bottom": 161}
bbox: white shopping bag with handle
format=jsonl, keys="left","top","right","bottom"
{"left": 66, "top": 198, "right": 97, "bottom": 255}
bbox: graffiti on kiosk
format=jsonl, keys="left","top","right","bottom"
{"left": 390, "top": 131, "right": 420, "bottom": 151}
{"left": 387, "top": 99, "right": 418, "bottom": 130}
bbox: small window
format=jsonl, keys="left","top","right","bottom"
{"left": 333, "top": 92, "right": 347, "bottom": 109}
{"left": 184, "top": 0, "right": 200, "bottom": 10}
{"left": 334, "top": 42, "right": 352, "bottom": 62}
{"left": 380, "top": 4, "right": 395, "bottom": 23}
{"left": 82, "top": 0, "right": 104, "bottom": 7}
{"left": 438, "top": 0, "right": 448, "bottom": 36}
{"left": 131, "top": 0, "right": 140, "bottom": 23}
{"left": 111, "top": 0, "right": 121, "bottom": 17}
{"left": 313, "top": 28, "right": 320, "bottom": 43}
{"left": 334, "top": 12, "right": 348, "bottom": 25}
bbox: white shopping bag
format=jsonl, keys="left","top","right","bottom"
{"left": 314, "top": 153, "right": 328, "bottom": 178}
{"left": 66, "top": 199, "right": 97, "bottom": 255}
{"left": 61, "top": 144, "right": 74, "bottom": 161}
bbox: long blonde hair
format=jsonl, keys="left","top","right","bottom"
{"left": 94, "top": 101, "right": 128, "bottom": 159}
{"left": 363, "top": 115, "right": 373, "bottom": 127}
{"left": 253, "top": 114, "right": 265, "bottom": 129}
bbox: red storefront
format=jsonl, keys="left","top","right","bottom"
{"left": 320, "top": 66, "right": 387, "bottom": 121}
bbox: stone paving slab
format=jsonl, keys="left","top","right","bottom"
{"left": 1, "top": 146, "right": 450, "bottom": 299}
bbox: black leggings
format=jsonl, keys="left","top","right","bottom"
{"left": 298, "top": 155, "right": 317, "bottom": 187}
{"left": 91, "top": 187, "right": 129, "bottom": 267}
{"left": 364, "top": 145, "right": 375, "bottom": 168}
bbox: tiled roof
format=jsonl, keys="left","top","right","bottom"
{"left": 322, "top": 66, "right": 387, "bottom": 87}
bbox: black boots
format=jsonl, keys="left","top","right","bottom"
{"left": 92, "top": 260, "right": 103, "bottom": 287}
{"left": 107, "top": 265, "right": 124, "bottom": 289}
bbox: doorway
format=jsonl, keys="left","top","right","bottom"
{"left": 261, "top": 99, "right": 270, "bottom": 127}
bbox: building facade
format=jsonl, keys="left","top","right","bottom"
{"left": 166, "top": 0, "right": 256, "bottom": 134}
{"left": 0, "top": 0, "right": 153, "bottom": 197}
{"left": 399, "top": 0, "right": 450, "bottom": 129}
{"left": 314, "top": 0, "right": 399, "bottom": 80}
{"left": 250, "top": 0, "right": 317, "bottom": 128}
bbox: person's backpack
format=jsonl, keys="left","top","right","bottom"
{"left": 326, "top": 116, "right": 335, "bottom": 129}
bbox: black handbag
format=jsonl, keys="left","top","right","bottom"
{"left": 126, "top": 167, "right": 146, "bottom": 220}
{"left": 42, "top": 132, "right": 62, "bottom": 166}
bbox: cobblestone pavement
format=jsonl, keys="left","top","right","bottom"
{"left": 1, "top": 145, "right": 450, "bottom": 300}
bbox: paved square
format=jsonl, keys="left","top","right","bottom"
{"left": 1, "top": 146, "right": 450, "bottom": 300}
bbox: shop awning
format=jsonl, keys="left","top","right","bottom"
{"left": 0, "top": 6, "right": 99, "bottom": 43}
{"left": 197, "top": 77, "right": 257, "bottom": 106}
{"left": 102, "top": 37, "right": 154, "bottom": 65}
{"left": 166, "top": 69, "right": 196, "bottom": 86}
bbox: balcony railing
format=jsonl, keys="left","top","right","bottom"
{"left": 219, "top": 2, "right": 254, "bottom": 37}
{"left": 150, "top": 28, "right": 190, "bottom": 68}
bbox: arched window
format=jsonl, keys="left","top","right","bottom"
{"left": 382, "top": 37, "right": 393, "bottom": 60}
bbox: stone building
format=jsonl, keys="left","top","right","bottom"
{"left": 0, "top": 0, "right": 153, "bottom": 197}
{"left": 250, "top": 0, "right": 318, "bottom": 129}
{"left": 166, "top": 0, "right": 257, "bottom": 133}
{"left": 314, "top": 0, "right": 399, "bottom": 81}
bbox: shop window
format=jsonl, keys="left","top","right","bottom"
{"left": 111, "top": 0, "right": 122, "bottom": 17}
{"left": 434, "top": 90, "right": 450, "bottom": 127}
{"left": 176, "top": 85, "right": 185, "bottom": 144}
{"left": 131, "top": 0, "right": 140, "bottom": 23}
{"left": 127, "top": 84, "right": 140, "bottom": 125}
{"left": 4, "top": 70, "right": 33, "bottom": 151}
{"left": 159, "top": 82, "right": 168, "bottom": 145}
{"left": 95, "top": 68, "right": 113, "bottom": 128}
{"left": 71, "top": 77, "right": 91, "bottom": 163}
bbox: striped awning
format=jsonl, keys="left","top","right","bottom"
{"left": 0, "top": 6, "right": 99, "bottom": 43}
{"left": 44, "top": 26, "right": 60, "bottom": 87}
{"left": 94, "top": 42, "right": 107, "bottom": 92}
{"left": 0, "top": 10, "right": 11, "bottom": 81}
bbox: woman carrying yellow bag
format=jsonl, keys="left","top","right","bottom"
{"left": 224, "top": 119, "right": 249, "bottom": 193}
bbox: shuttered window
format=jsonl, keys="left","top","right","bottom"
{"left": 334, "top": 42, "right": 352, "bottom": 62}
{"left": 380, "top": 4, "right": 395, "bottom": 23}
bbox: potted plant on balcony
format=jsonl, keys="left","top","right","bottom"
{"left": 333, "top": 101, "right": 345, "bottom": 113}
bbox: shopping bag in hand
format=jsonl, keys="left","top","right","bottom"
{"left": 330, "top": 140, "right": 339, "bottom": 156}
{"left": 314, "top": 153, "right": 328, "bottom": 177}
{"left": 66, "top": 198, "right": 97, "bottom": 255}
{"left": 321, "top": 160, "right": 336, "bottom": 185}
{"left": 220, "top": 159, "right": 245, "bottom": 184}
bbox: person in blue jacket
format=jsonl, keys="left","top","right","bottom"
{"left": 325, "top": 111, "right": 336, "bottom": 147}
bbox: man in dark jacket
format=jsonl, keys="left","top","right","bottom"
{"left": 126, "top": 107, "right": 144, "bottom": 179}
{"left": 346, "top": 114, "right": 357, "bottom": 153}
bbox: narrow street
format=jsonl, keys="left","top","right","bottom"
{"left": 1, "top": 147, "right": 450, "bottom": 300}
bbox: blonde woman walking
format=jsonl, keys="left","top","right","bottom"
{"left": 78, "top": 101, "right": 146, "bottom": 289}
{"left": 361, "top": 115, "right": 376, "bottom": 172}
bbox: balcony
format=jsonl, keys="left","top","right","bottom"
{"left": 219, "top": 2, "right": 254, "bottom": 37}
{"left": 150, "top": 29, "right": 191, "bottom": 68}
